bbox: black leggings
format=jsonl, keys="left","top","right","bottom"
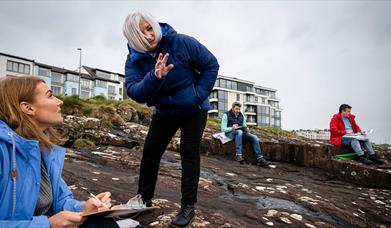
{"left": 80, "top": 216, "right": 119, "bottom": 228}
{"left": 137, "top": 111, "right": 207, "bottom": 205}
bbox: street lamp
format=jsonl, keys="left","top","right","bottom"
{"left": 77, "top": 48, "right": 82, "bottom": 97}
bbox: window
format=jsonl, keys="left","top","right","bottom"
{"left": 6, "top": 60, "right": 30, "bottom": 74}
{"left": 81, "top": 91, "right": 90, "bottom": 98}
{"left": 51, "top": 72, "right": 63, "bottom": 84}
{"left": 118, "top": 76, "right": 125, "bottom": 82}
{"left": 51, "top": 86, "right": 62, "bottom": 96}
{"left": 81, "top": 78, "right": 91, "bottom": 88}
{"left": 270, "top": 92, "right": 276, "bottom": 99}
{"left": 95, "top": 80, "right": 107, "bottom": 88}
{"left": 108, "top": 96, "right": 116, "bottom": 100}
{"left": 218, "top": 90, "right": 228, "bottom": 115}
{"left": 108, "top": 85, "right": 116, "bottom": 94}
{"left": 38, "top": 68, "right": 51, "bottom": 77}
{"left": 220, "top": 79, "right": 226, "bottom": 88}
{"left": 96, "top": 71, "right": 111, "bottom": 80}
{"left": 67, "top": 74, "right": 79, "bottom": 82}
{"left": 246, "top": 95, "right": 255, "bottom": 103}
{"left": 232, "top": 81, "right": 237, "bottom": 90}
{"left": 209, "top": 90, "right": 218, "bottom": 99}
{"left": 6, "top": 61, "right": 12, "bottom": 71}
{"left": 246, "top": 86, "right": 254, "bottom": 92}
{"left": 71, "top": 88, "right": 77, "bottom": 95}
{"left": 214, "top": 79, "right": 219, "bottom": 88}
{"left": 247, "top": 115, "right": 256, "bottom": 123}
{"left": 210, "top": 102, "right": 218, "bottom": 110}
{"left": 119, "top": 87, "right": 123, "bottom": 95}
{"left": 236, "top": 94, "right": 240, "bottom": 101}
{"left": 226, "top": 80, "right": 232, "bottom": 90}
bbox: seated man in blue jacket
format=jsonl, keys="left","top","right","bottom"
{"left": 221, "top": 102, "right": 271, "bottom": 166}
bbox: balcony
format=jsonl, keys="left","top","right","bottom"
{"left": 208, "top": 109, "right": 218, "bottom": 113}
{"left": 81, "top": 86, "right": 92, "bottom": 91}
{"left": 247, "top": 122, "right": 257, "bottom": 126}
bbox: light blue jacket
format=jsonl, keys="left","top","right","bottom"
{"left": 0, "top": 120, "right": 84, "bottom": 227}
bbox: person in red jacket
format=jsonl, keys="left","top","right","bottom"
{"left": 329, "top": 104, "right": 383, "bottom": 165}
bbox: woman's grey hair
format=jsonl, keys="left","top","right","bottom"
{"left": 122, "top": 11, "right": 162, "bottom": 53}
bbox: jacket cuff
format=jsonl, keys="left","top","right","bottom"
{"left": 150, "top": 70, "right": 164, "bottom": 83}
{"left": 32, "top": 215, "right": 50, "bottom": 228}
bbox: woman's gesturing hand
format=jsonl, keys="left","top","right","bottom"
{"left": 155, "top": 53, "right": 174, "bottom": 79}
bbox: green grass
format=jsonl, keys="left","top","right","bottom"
{"left": 58, "top": 95, "right": 152, "bottom": 129}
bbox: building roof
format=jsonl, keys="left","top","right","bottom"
{"left": 218, "top": 74, "right": 277, "bottom": 91}
{"left": 35, "top": 62, "right": 92, "bottom": 79}
{"left": 218, "top": 75, "right": 254, "bottom": 85}
{"left": 0, "top": 52, "right": 35, "bottom": 63}
{"left": 82, "top": 66, "right": 120, "bottom": 84}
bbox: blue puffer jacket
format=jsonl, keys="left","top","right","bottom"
{"left": 0, "top": 120, "right": 84, "bottom": 227}
{"left": 124, "top": 23, "right": 219, "bottom": 117}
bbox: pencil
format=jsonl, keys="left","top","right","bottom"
{"left": 84, "top": 189, "right": 110, "bottom": 209}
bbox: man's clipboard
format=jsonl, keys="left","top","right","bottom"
{"left": 82, "top": 206, "right": 158, "bottom": 218}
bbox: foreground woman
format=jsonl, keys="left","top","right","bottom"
{"left": 0, "top": 76, "right": 118, "bottom": 228}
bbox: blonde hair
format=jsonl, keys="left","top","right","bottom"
{"left": 0, "top": 76, "right": 61, "bottom": 150}
{"left": 122, "top": 11, "right": 162, "bottom": 53}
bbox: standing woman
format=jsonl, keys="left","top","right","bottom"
{"left": 123, "top": 11, "right": 219, "bottom": 227}
{"left": 0, "top": 76, "right": 118, "bottom": 228}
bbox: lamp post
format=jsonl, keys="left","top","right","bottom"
{"left": 77, "top": 48, "right": 82, "bottom": 97}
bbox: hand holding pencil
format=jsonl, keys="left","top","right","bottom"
{"left": 82, "top": 190, "right": 112, "bottom": 214}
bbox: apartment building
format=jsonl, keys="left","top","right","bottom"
{"left": 0, "top": 52, "right": 125, "bottom": 100}
{"left": 209, "top": 75, "right": 282, "bottom": 128}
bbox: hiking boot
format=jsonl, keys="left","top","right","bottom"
{"left": 368, "top": 154, "right": 384, "bottom": 165}
{"left": 256, "top": 157, "right": 271, "bottom": 167}
{"left": 145, "top": 199, "right": 152, "bottom": 207}
{"left": 358, "top": 155, "right": 373, "bottom": 165}
{"left": 170, "top": 204, "right": 195, "bottom": 228}
{"left": 236, "top": 155, "right": 244, "bottom": 163}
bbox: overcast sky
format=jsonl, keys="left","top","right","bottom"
{"left": 0, "top": 0, "right": 390, "bottom": 144}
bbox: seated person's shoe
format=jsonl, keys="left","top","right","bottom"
{"left": 236, "top": 155, "right": 244, "bottom": 163}
{"left": 170, "top": 205, "right": 195, "bottom": 228}
{"left": 358, "top": 155, "right": 373, "bottom": 165}
{"left": 256, "top": 157, "right": 271, "bottom": 167}
{"left": 368, "top": 154, "right": 384, "bottom": 165}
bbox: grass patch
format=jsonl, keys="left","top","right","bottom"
{"left": 58, "top": 95, "right": 152, "bottom": 129}
{"left": 73, "top": 138, "right": 95, "bottom": 150}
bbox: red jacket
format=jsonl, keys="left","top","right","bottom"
{"left": 329, "top": 113, "right": 361, "bottom": 146}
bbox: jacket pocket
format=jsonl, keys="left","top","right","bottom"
{"left": 170, "top": 84, "right": 198, "bottom": 107}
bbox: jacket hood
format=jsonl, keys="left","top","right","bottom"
{"left": 0, "top": 120, "right": 40, "bottom": 160}
{"left": 128, "top": 23, "right": 177, "bottom": 62}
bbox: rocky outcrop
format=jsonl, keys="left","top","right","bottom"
{"left": 58, "top": 115, "right": 391, "bottom": 189}
{"left": 200, "top": 132, "right": 391, "bottom": 189}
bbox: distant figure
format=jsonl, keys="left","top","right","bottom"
{"left": 221, "top": 102, "right": 271, "bottom": 166}
{"left": 329, "top": 104, "right": 384, "bottom": 165}
{"left": 123, "top": 11, "right": 219, "bottom": 227}
{"left": 0, "top": 76, "right": 118, "bottom": 227}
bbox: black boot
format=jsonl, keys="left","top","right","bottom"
{"left": 256, "top": 157, "right": 271, "bottom": 167}
{"left": 368, "top": 154, "right": 384, "bottom": 165}
{"left": 358, "top": 155, "right": 373, "bottom": 165}
{"left": 145, "top": 199, "right": 152, "bottom": 207}
{"left": 170, "top": 205, "right": 195, "bottom": 228}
